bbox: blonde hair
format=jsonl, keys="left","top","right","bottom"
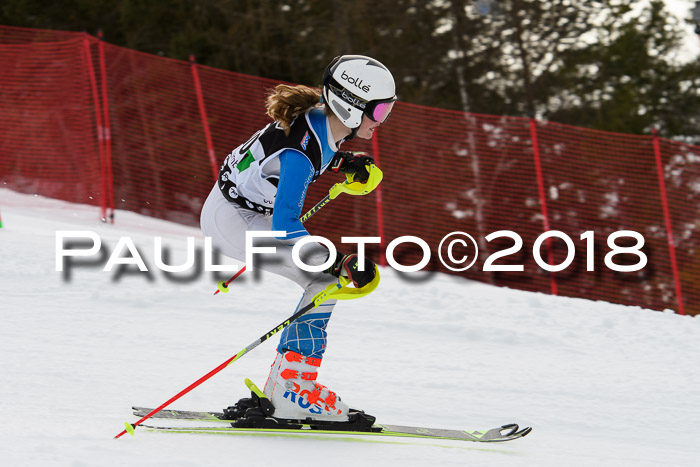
{"left": 266, "top": 84, "right": 323, "bottom": 135}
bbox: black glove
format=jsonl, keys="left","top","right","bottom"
{"left": 326, "top": 252, "right": 376, "bottom": 288}
{"left": 329, "top": 151, "right": 375, "bottom": 183}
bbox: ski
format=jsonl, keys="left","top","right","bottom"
{"left": 132, "top": 407, "right": 531, "bottom": 442}
{"left": 133, "top": 406, "right": 229, "bottom": 422}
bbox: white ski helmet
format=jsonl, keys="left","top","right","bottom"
{"left": 322, "top": 55, "right": 397, "bottom": 130}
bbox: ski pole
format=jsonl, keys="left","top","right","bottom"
{"left": 115, "top": 270, "right": 380, "bottom": 439}
{"left": 214, "top": 165, "right": 383, "bottom": 295}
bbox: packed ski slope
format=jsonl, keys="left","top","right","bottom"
{"left": 1, "top": 188, "right": 698, "bottom": 467}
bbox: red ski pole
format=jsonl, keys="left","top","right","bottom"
{"left": 115, "top": 271, "right": 380, "bottom": 439}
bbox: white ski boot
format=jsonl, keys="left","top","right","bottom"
{"left": 263, "top": 350, "right": 350, "bottom": 421}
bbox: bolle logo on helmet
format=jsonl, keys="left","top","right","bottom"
{"left": 340, "top": 90, "right": 366, "bottom": 109}
{"left": 341, "top": 70, "right": 371, "bottom": 93}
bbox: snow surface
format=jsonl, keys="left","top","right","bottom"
{"left": 1, "top": 188, "right": 699, "bottom": 467}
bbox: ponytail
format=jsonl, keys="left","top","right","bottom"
{"left": 266, "top": 84, "right": 322, "bottom": 135}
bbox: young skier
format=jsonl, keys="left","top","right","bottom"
{"left": 200, "top": 55, "right": 396, "bottom": 423}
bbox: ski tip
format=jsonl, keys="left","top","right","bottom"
{"left": 500, "top": 424, "right": 532, "bottom": 441}
{"left": 124, "top": 422, "right": 136, "bottom": 436}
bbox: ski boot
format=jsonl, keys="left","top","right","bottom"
{"left": 224, "top": 351, "right": 378, "bottom": 431}
{"left": 263, "top": 350, "right": 349, "bottom": 421}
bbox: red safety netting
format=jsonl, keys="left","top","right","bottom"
{"left": 0, "top": 27, "right": 102, "bottom": 208}
{"left": 1, "top": 26, "right": 697, "bottom": 315}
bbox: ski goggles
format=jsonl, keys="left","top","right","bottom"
{"left": 365, "top": 97, "right": 396, "bottom": 123}
{"left": 327, "top": 79, "right": 397, "bottom": 124}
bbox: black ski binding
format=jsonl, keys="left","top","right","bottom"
{"left": 233, "top": 408, "right": 380, "bottom": 432}
{"left": 223, "top": 388, "right": 380, "bottom": 432}
{"left": 223, "top": 388, "right": 275, "bottom": 419}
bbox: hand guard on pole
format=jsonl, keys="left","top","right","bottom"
{"left": 326, "top": 252, "right": 377, "bottom": 289}
{"left": 330, "top": 151, "right": 375, "bottom": 183}
{"left": 329, "top": 163, "right": 383, "bottom": 199}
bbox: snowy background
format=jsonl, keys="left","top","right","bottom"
{"left": 1, "top": 188, "right": 699, "bottom": 467}
{"left": 665, "top": 0, "right": 700, "bottom": 63}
